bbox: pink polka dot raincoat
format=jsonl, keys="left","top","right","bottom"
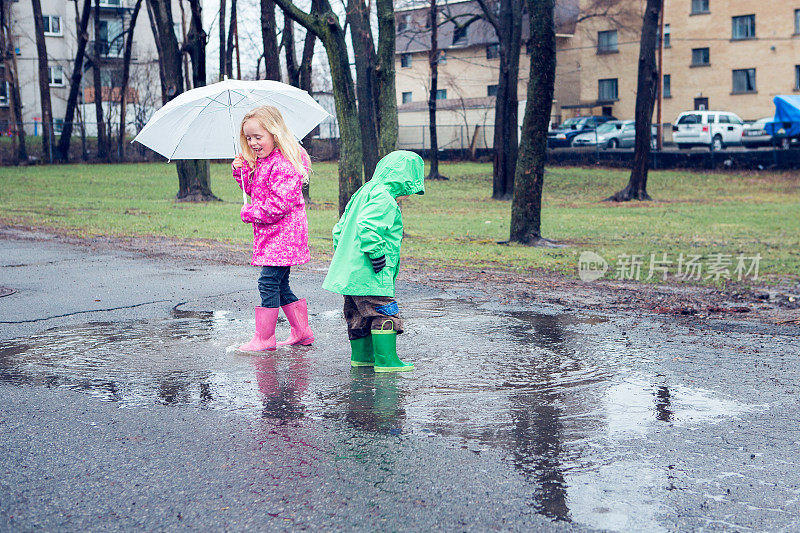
{"left": 233, "top": 149, "right": 311, "bottom": 267}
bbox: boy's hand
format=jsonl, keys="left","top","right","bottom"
{"left": 370, "top": 255, "right": 386, "bottom": 273}
{"left": 232, "top": 154, "right": 246, "bottom": 169}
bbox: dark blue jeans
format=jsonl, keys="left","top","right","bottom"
{"left": 258, "top": 266, "right": 299, "bottom": 308}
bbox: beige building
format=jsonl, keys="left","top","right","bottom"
{"left": 394, "top": 0, "right": 580, "bottom": 150}
{"left": 395, "top": 0, "right": 800, "bottom": 149}
{"left": 567, "top": 0, "right": 800, "bottom": 123}
{"left": 2, "top": 0, "right": 180, "bottom": 137}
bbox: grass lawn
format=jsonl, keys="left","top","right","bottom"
{"left": 1, "top": 161, "right": 798, "bottom": 286}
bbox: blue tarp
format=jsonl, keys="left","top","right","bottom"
{"left": 765, "top": 95, "right": 800, "bottom": 137}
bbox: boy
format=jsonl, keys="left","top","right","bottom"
{"left": 322, "top": 151, "right": 425, "bottom": 372}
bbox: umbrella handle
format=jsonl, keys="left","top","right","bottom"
{"left": 242, "top": 188, "right": 248, "bottom": 206}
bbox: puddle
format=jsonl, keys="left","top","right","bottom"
{"left": 0, "top": 299, "right": 760, "bottom": 530}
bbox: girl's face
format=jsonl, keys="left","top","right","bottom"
{"left": 243, "top": 119, "right": 275, "bottom": 158}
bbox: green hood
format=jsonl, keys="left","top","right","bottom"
{"left": 367, "top": 150, "right": 425, "bottom": 198}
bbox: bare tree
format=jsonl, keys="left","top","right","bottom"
{"left": 261, "top": 0, "right": 281, "bottom": 80}
{"left": 225, "top": 0, "right": 237, "bottom": 78}
{"left": 31, "top": 0, "right": 55, "bottom": 162}
{"left": 219, "top": 0, "right": 227, "bottom": 80}
{"left": 271, "top": 0, "right": 363, "bottom": 214}
{"left": 1, "top": 2, "right": 28, "bottom": 163}
{"left": 55, "top": 0, "right": 92, "bottom": 161}
{"left": 425, "top": 0, "right": 447, "bottom": 180}
{"left": 605, "top": 0, "right": 660, "bottom": 202}
{"left": 90, "top": 0, "right": 110, "bottom": 160}
{"left": 147, "top": 0, "right": 218, "bottom": 201}
{"left": 117, "top": 0, "right": 143, "bottom": 160}
{"left": 474, "top": 0, "right": 522, "bottom": 200}
{"left": 509, "top": 0, "right": 556, "bottom": 245}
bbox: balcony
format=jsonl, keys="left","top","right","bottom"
{"left": 89, "top": 40, "right": 137, "bottom": 59}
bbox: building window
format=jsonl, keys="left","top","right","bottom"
{"left": 43, "top": 15, "right": 62, "bottom": 36}
{"left": 663, "top": 24, "right": 670, "bottom": 47}
{"left": 436, "top": 89, "right": 447, "bottom": 100}
{"left": 400, "top": 53, "right": 412, "bottom": 68}
{"left": 486, "top": 44, "right": 499, "bottom": 59}
{"left": 397, "top": 13, "right": 411, "bottom": 32}
{"left": 795, "top": 65, "right": 800, "bottom": 90}
{"left": 452, "top": 25, "right": 468, "bottom": 46}
{"left": 48, "top": 65, "right": 65, "bottom": 87}
{"left": 402, "top": 91, "right": 412, "bottom": 104}
{"left": 795, "top": 9, "right": 800, "bottom": 34}
{"left": 598, "top": 78, "right": 618, "bottom": 101}
{"left": 99, "top": 0, "right": 123, "bottom": 6}
{"left": 487, "top": 84, "right": 498, "bottom": 97}
{"left": 732, "top": 68, "right": 756, "bottom": 93}
{"left": 437, "top": 51, "right": 447, "bottom": 64}
{"left": 691, "top": 0, "right": 709, "bottom": 14}
{"left": 663, "top": 74, "right": 671, "bottom": 98}
{"left": 597, "top": 30, "right": 618, "bottom": 53}
{"left": 691, "top": 47, "right": 710, "bottom": 66}
{"left": 53, "top": 118, "right": 64, "bottom": 134}
{"left": 732, "top": 15, "right": 755, "bottom": 40}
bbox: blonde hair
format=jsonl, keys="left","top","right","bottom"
{"left": 239, "top": 105, "right": 310, "bottom": 183}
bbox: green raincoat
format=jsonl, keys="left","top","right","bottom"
{"left": 322, "top": 151, "right": 425, "bottom": 297}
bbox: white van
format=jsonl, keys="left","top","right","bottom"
{"left": 672, "top": 110, "right": 745, "bottom": 150}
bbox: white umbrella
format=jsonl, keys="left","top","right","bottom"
{"left": 133, "top": 79, "right": 330, "bottom": 161}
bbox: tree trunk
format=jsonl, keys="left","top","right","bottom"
{"left": 92, "top": 0, "right": 109, "bottom": 161}
{"left": 1, "top": 4, "right": 28, "bottom": 163}
{"left": 375, "top": 0, "right": 398, "bottom": 156}
{"left": 273, "top": 0, "right": 364, "bottom": 214}
{"left": 31, "top": 0, "right": 55, "bottom": 163}
{"left": 56, "top": 0, "right": 91, "bottom": 162}
{"left": 261, "top": 0, "right": 281, "bottom": 80}
{"left": 118, "top": 0, "right": 143, "bottom": 161}
{"left": 426, "top": 0, "right": 446, "bottom": 180}
{"left": 145, "top": 0, "right": 168, "bottom": 103}
{"left": 225, "top": 0, "right": 236, "bottom": 78}
{"left": 484, "top": 0, "right": 522, "bottom": 200}
{"left": 184, "top": 0, "right": 207, "bottom": 88}
{"left": 218, "top": 0, "right": 226, "bottom": 80}
{"left": 148, "top": 0, "right": 218, "bottom": 201}
{"left": 298, "top": 30, "right": 315, "bottom": 92}
{"left": 605, "top": 0, "right": 660, "bottom": 202}
{"left": 282, "top": 16, "right": 298, "bottom": 85}
{"left": 509, "top": 0, "right": 556, "bottom": 245}
{"left": 347, "top": 0, "right": 380, "bottom": 179}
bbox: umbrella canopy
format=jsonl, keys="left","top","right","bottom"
{"left": 133, "top": 79, "right": 330, "bottom": 160}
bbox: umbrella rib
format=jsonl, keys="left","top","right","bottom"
{"left": 167, "top": 95, "right": 222, "bottom": 160}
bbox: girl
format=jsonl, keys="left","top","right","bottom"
{"left": 233, "top": 105, "right": 314, "bottom": 351}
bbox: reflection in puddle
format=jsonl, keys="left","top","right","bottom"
{"left": 0, "top": 300, "right": 756, "bottom": 531}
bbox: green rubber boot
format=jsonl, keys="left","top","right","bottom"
{"left": 372, "top": 326, "right": 414, "bottom": 373}
{"left": 350, "top": 335, "right": 374, "bottom": 367}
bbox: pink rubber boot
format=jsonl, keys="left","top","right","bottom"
{"left": 238, "top": 307, "right": 278, "bottom": 352}
{"left": 277, "top": 299, "right": 315, "bottom": 346}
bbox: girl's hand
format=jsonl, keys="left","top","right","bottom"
{"left": 232, "top": 154, "right": 246, "bottom": 169}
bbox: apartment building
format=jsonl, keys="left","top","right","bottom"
{"left": 394, "top": 0, "right": 580, "bottom": 150}
{"left": 2, "top": 0, "right": 177, "bottom": 137}
{"left": 570, "top": 0, "right": 800, "bottom": 123}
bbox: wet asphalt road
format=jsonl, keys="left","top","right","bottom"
{"left": 1, "top": 236, "right": 799, "bottom": 531}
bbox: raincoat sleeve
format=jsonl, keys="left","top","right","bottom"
{"left": 232, "top": 162, "right": 253, "bottom": 196}
{"left": 332, "top": 217, "right": 343, "bottom": 251}
{"left": 241, "top": 160, "right": 304, "bottom": 225}
{"left": 356, "top": 194, "right": 396, "bottom": 259}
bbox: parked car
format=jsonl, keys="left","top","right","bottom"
{"left": 742, "top": 117, "right": 792, "bottom": 149}
{"left": 547, "top": 115, "right": 617, "bottom": 148}
{"left": 672, "top": 110, "right": 745, "bottom": 150}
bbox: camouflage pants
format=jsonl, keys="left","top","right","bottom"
{"left": 343, "top": 295, "right": 404, "bottom": 340}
